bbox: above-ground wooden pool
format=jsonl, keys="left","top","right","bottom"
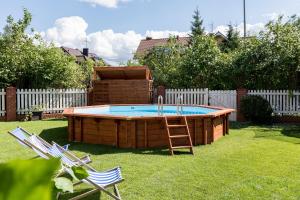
{"left": 63, "top": 105, "right": 234, "bottom": 148}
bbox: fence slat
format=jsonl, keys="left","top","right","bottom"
{"left": 248, "top": 90, "right": 300, "bottom": 115}
{"left": 14, "top": 88, "right": 87, "bottom": 114}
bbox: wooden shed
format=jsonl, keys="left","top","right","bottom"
{"left": 90, "top": 66, "right": 153, "bottom": 105}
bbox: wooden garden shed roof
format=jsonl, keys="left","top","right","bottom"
{"left": 93, "top": 66, "right": 152, "bottom": 80}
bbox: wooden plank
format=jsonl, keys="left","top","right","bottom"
{"left": 115, "top": 120, "right": 119, "bottom": 147}
{"left": 144, "top": 120, "right": 148, "bottom": 148}
{"left": 80, "top": 117, "right": 83, "bottom": 142}
{"left": 203, "top": 119, "right": 208, "bottom": 145}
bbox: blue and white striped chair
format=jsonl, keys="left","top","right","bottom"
{"left": 50, "top": 143, "right": 124, "bottom": 200}
{"left": 8, "top": 127, "right": 91, "bottom": 164}
{"left": 27, "top": 134, "right": 92, "bottom": 166}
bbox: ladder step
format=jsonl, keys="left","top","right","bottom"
{"left": 167, "top": 125, "right": 187, "bottom": 128}
{"left": 169, "top": 135, "right": 189, "bottom": 138}
{"left": 172, "top": 145, "right": 192, "bottom": 149}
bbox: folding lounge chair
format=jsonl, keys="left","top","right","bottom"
{"left": 25, "top": 135, "right": 93, "bottom": 169}
{"left": 8, "top": 127, "right": 91, "bottom": 164}
{"left": 49, "top": 143, "right": 124, "bottom": 200}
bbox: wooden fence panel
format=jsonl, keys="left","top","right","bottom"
{"left": 16, "top": 88, "right": 87, "bottom": 114}
{"left": 248, "top": 90, "right": 300, "bottom": 115}
{"left": 165, "top": 88, "right": 209, "bottom": 105}
{"left": 209, "top": 90, "right": 237, "bottom": 121}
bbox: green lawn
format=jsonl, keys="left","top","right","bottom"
{"left": 1, "top": 119, "right": 300, "bottom": 200}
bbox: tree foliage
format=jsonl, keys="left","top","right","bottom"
{"left": 0, "top": 9, "right": 89, "bottom": 88}
{"left": 220, "top": 24, "right": 240, "bottom": 52}
{"left": 138, "top": 14, "right": 300, "bottom": 90}
{"left": 179, "top": 35, "right": 221, "bottom": 88}
{"left": 230, "top": 16, "right": 300, "bottom": 89}
{"left": 190, "top": 8, "right": 205, "bottom": 37}
{"left": 0, "top": 159, "right": 59, "bottom": 200}
{"left": 138, "top": 37, "right": 186, "bottom": 88}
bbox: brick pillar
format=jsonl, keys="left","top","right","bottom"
{"left": 157, "top": 86, "right": 166, "bottom": 103}
{"left": 236, "top": 88, "right": 248, "bottom": 122}
{"left": 6, "top": 87, "right": 17, "bottom": 121}
{"left": 87, "top": 88, "right": 93, "bottom": 106}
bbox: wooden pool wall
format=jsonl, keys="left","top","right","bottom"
{"left": 64, "top": 105, "right": 233, "bottom": 148}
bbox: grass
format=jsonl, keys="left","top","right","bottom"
{"left": 1, "top": 119, "right": 300, "bottom": 199}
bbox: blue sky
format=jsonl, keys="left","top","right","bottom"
{"left": 1, "top": 0, "right": 299, "bottom": 64}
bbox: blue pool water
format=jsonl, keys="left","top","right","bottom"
{"left": 74, "top": 105, "right": 218, "bottom": 117}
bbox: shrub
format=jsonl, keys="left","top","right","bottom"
{"left": 240, "top": 95, "right": 273, "bottom": 124}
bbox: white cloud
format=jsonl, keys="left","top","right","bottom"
{"left": 42, "top": 16, "right": 87, "bottom": 48}
{"left": 87, "top": 30, "right": 142, "bottom": 63}
{"left": 262, "top": 12, "right": 283, "bottom": 21}
{"left": 41, "top": 16, "right": 268, "bottom": 65}
{"left": 41, "top": 16, "right": 188, "bottom": 65}
{"left": 145, "top": 30, "right": 190, "bottom": 39}
{"left": 214, "top": 22, "right": 265, "bottom": 37}
{"left": 80, "top": 0, "right": 130, "bottom": 8}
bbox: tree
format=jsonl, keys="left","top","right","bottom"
{"left": 0, "top": 9, "right": 87, "bottom": 88}
{"left": 138, "top": 36, "right": 186, "bottom": 88}
{"left": 229, "top": 16, "right": 300, "bottom": 89}
{"left": 179, "top": 35, "right": 221, "bottom": 88}
{"left": 190, "top": 8, "right": 205, "bottom": 37}
{"left": 220, "top": 24, "right": 240, "bottom": 52}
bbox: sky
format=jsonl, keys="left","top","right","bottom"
{"left": 0, "top": 0, "right": 300, "bottom": 64}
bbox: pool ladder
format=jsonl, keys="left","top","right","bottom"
{"left": 176, "top": 96, "right": 183, "bottom": 115}
{"left": 158, "top": 95, "right": 164, "bottom": 116}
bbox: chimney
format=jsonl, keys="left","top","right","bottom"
{"left": 146, "top": 36, "right": 152, "bottom": 40}
{"left": 83, "top": 48, "right": 89, "bottom": 56}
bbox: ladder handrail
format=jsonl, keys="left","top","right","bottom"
{"left": 158, "top": 95, "right": 164, "bottom": 116}
{"left": 176, "top": 95, "right": 183, "bottom": 115}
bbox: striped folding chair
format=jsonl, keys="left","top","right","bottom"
{"left": 8, "top": 127, "right": 33, "bottom": 147}
{"left": 8, "top": 127, "right": 91, "bottom": 164}
{"left": 25, "top": 134, "right": 92, "bottom": 166}
{"left": 50, "top": 143, "right": 124, "bottom": 200}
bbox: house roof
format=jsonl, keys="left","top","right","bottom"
{"left": 135, "top": 37, "right": 190, "bottom": 56}
{"left": 213, "top": 31, "right": 228, "bottom": 40}
{"left": 61, "top": 46, "right": 101, "bottom": 62}
{"left": 61, "top": 46, "right": 83, "bottom": 57}
{"left": 135, "top": 33, "right": 228, "bottom": 56}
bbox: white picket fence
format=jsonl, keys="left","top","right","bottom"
{"left": 165, "top": 88, "right": 209, "bottom": 105}
{"left": 249, "top": 90, "right": 300, "bottom": 115}
{"left": 0, "top": 89, "right": 5, "bottom": 117}
{"left": 16, "top": 89, "right": 87, "bottom": 114}
{"left": 0, "top": 87, "right": 298, "bottom": 120}
{"left": 209, "top": 90, "right": 237, "bottom": 121}
{"left": 165, "top": 89, "right": 237, "bottom": 121}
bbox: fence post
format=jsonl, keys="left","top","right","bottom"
{"left": 6, "top": 86, "right": 17, "bottom": 121}
{"left": 236, "top": 88, "right": 248, "bottom": 122}
{"left": 157, "top": 86, "right": 166, "bottom": 103}
{"left": 87, "top": 88, "right": 93, "bottom": 106}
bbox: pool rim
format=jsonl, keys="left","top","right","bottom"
{"left": 63, "top": 104, "right": 235, "bottom": 120}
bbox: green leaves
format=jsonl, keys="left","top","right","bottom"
{"left": 139, "top": 13, "right": 300, "bottom": 90}
{"left": 71, "top": 166, "right": 89, "bottom": 180}
{"left": 54, "top": 177, "right": 73, "bottom": 193}
{"left": 0, "top": 9, "right": 88, "bottom": 89}
{"left": 53, "top": 166, "right": 88, "bottom": 194}
{"left": 0, "top": 159, "right": 59, "bottom": 200}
